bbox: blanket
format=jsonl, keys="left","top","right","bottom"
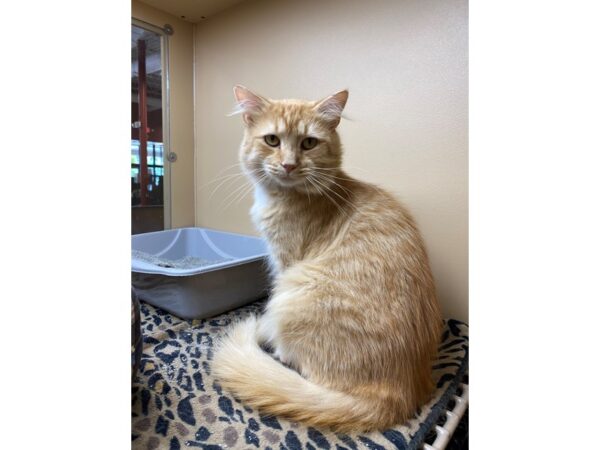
{"left": 132, "top": 300, "right": 468, "bottom": 450}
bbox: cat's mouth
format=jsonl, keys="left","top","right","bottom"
{"left": 273, "top": 172, "right": 303, "bottom": 186}
{"left": 266, "top": 169, "right": 305, "bottom": 188}
{"left": 254, "top": 161, "right": 313, "bottom": 189}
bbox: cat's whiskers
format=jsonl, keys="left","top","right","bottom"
{"left": 306, "top": 175, "right": 351, "bottom": 219}
{"left": 216, "top": 169, "right": 261, "bottom": 200}
{"left": 221, "top": 183, "right": 252, "bottom": 211}
{"left": 222, "top": 173, "right": 268, "bottom": 211}
{"left": 302, "top": 180, "right": 312, "bottom": 205}
{"left": 207, "top": 172, "right": 246, "bottom": 201}
{"left": 236, "top": 174, "right": 267, "bottom": 204}
{"left": 217, "top": 169, "right": 262, "bottom": 208}
{"left": 304, "top": 175, "right": 325, "bottom": 201}
{"left": 307, "top": 165, "right": 384, "bottom": 193}
{"left": 309, "top": 165, "right": 370, "bottom": 175}
{"left": 198, "top": 171, "right": 242, "bottom": 190}
{"left": 308, "top": 173, "right": 358, "bottom": 214}
{"left": 310, "top": 171, "right": 355, "bottom": 197}
{"left": 311, "top": 168, "right": 388, "bottom": 196}
{"left": 197, "top": 163, "right": 248, "bottom": 203}
{"left": 204, "top": 161, "right": 243, "bottom": 181}
{"left": 198, "top": 162, "right": 244, "bottom": 189}
{"left": 300, "top": 167, "right": 355, "bottom": 194}
{"left": 263, "top": 163, "right": 281, "bottom": 175}
{"left": 302, "top": 166, "right": 337, "bottom": 171}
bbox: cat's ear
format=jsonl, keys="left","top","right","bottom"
{"left": 314, "top": 89, "right": 349, "bottom": 129}
{"left": 231, "top": 85, "right": 269, "bottom": 125}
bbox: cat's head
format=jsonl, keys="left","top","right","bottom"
{"left": 232, "top": 85, "right": 348, "bottom": 192}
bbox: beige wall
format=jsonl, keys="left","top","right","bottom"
{"left": 193, "top": 0, "right": 468, "bottom": 321}
{"left": 132, "top": 0, "right": 195, "bottom": 229}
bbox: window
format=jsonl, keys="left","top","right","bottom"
{"left": 131, "top": 139, "right": 164, "bottom": 205}
{"left": 132, "top": 22, "right": 167, "bottom": 233}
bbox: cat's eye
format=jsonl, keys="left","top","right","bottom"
{"left": 264, "top": 135, "right": 280, "bottom": 147}
{"left": 301, "top": 137, "right": 318, "bottom": 150}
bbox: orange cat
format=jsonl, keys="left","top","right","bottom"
{"left": 212, "top": 86, "right": 442, "bottom": 432}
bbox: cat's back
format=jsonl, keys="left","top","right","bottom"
{"left": 345, "top": 177, "right": 423, "bottom": 245}
{"left": 339, "top": 177, "right": 441, "bottom": 337}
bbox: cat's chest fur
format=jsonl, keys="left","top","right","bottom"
{"left": 251, "top": 185, "right": 314, "bottom": 273}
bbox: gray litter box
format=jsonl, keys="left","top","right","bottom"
{"left": 131, "top": 227, "right": 270, "bottom": 319}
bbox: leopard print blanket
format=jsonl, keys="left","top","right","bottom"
{"left": 132, "top": 300, "right": 468, "bottom": 450}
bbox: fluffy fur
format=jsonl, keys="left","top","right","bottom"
{"left": 212, "top": 86, "right": 442, "bottom": 432}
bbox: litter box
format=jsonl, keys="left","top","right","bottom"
{"left": 131, "top": 227, "right": 270, "bottom": 319}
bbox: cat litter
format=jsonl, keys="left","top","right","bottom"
{"left": 131, "top": 227, "right": 270, "bottom": 319}
{"left": 131, "top": 250, "right": 229, "bottom": 270}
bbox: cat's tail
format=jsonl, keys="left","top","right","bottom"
{"left": 212, "top": 315, "right": 397, "bottom": 432}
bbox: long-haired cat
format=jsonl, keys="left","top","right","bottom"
{"left": 212, "top": 86, "right": 442, "bottom": 432}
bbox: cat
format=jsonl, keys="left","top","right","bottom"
{"left": 212, "top": 86, "right": 442, "bottom": 432}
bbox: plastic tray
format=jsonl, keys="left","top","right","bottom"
{"left": 131, "top": 227, "right": 270, "bottom": 319}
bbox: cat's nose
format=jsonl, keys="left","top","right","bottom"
{"left": 281, "top": 163, "right": 298, "bottom": 174}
